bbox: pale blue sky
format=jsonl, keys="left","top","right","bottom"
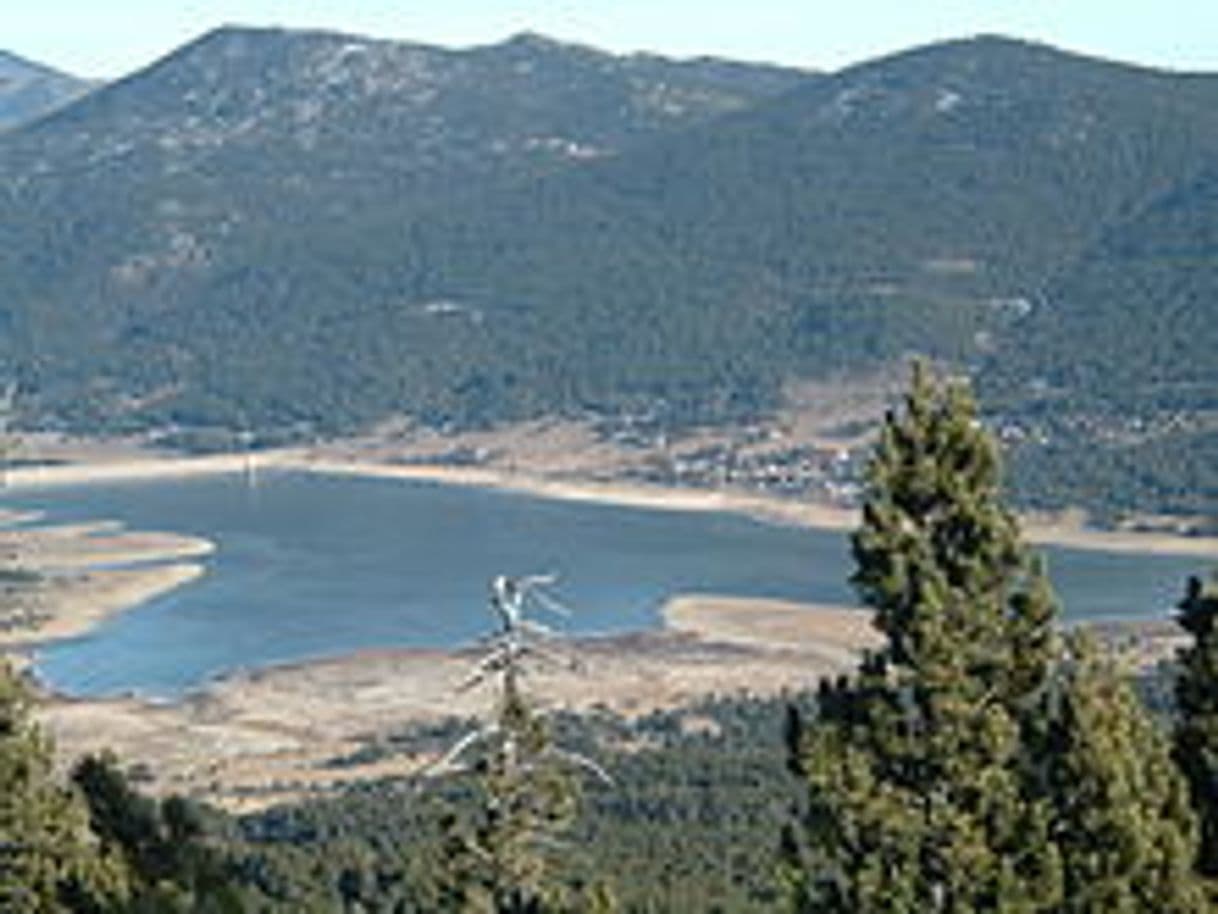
{"left": 6, "top": 0, "right": 1217, "bottom": 79}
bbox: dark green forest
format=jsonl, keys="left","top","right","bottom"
{"left": 0, "top": 31, "right": 1215, "bottom": 522}
{"left": 5, "top": 658, "right": 1215, "bottom": 911}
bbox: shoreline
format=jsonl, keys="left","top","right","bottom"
{"left": 35, "top": 590, "right": 1191, "bottom": 813}
{"left": 296, "top": 457, "right": 860, "bottom": 530}
{"left": 1, "top": 444, "right": 1212, "bottom": 689}
{"left": 298, "top": 457, "right": 1218, "bottom": 557}
{"left": 0, "top": 510, "right": 215, "bottom": 652}
{"left": 7, "top": 448, "right": 1216, "bottom": 558}
{"left": 6, "top": 563, "right": 206, "bottom": 653}
{"left": 38, "top": 594, "right": 877, "bottom": 811}
{"left": 3, "top": 449, "right": 303, "bottom": 490}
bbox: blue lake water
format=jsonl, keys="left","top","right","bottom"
{"left": 1, "top": 471, "right": 1207, "bottom": 699}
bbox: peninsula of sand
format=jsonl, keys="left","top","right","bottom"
{"left": 0, "top": 507, "right": 213, "bottom": 654}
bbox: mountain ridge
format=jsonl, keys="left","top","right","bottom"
{"left": 0, "top": 24, "right": 814, "bottom": 426}
{"left": 0, "top": 28, "right": 1214, "bottom": 516}
{"left": 0, "top": 49, "right": 92, "bottom": 131}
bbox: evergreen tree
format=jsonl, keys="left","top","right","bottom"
{"left": 437, "top": 671, "right": 579, "bottom": 912}
{"left": 432, "top": 670, "right": 615, "bottom": 913}
{"left": 1174, "top": 574, "right": 1218, "bottom": 881}
{"left": 787, "top": 363, "right": 1062, "bottom": 912}
{"left": 0, "top": 660, "right": 129, "bottom": 913}
{"left": 71, "top": 752, "right": 247, "bottom": 913}
{"left": 1047, "top": 633, "right": 1207, "bottom": 913}
{"left": 427, "top": 576, "right": 615, "bottom": 913}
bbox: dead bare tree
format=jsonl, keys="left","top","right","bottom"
{"left": 423, "top": 574, "right": 614, "bottom": 913}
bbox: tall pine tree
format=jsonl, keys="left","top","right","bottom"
{"left": 0, "top": 659, "right": 129, "bottom": 913}
{"left": 787, "top": 363, "right": 1212, "bottom": 912}
{"left": 787, "top": 363, "right": 1061, "bottom": 912}
{"left": 1174, "top": 574, "right": 1218, "bottom": 881}
{"left": 1046, "top": 633, "right": 1207, "bottom": 913}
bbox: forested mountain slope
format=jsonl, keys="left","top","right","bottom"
{"left": 981, "top": 159, "right": 1218, "bottom": 520}
{"left": 982, "top": 157, "right": 1218, "bottom": 416}
{"left": 365, "top": 35, "right": 1218, "bottom": 424}
{"left": 0, "top": 25, "right": 808, "bottom": 428}
{"left": 0, "top": 30, "right": 1215, "bottom": 519}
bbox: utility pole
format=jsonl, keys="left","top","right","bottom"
{"left": 0, "top": 382, "right": 16, "bottom": 489}
{"left": 236, "top": 410, "right": 257, "bottom": 491}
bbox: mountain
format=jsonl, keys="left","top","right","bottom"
{"left": 982, "top": 157, "right": 1218, "bottom": 416}
{"left": 0, "top": 27, "right": 806, "bottom": 209}
{"left": 978, "top": 158, "right": 1218, "bottom": 521}
{"left": 0, "top": 50, "right": 91, "bottom": 130}
{"left": 0, "top": 25, "right": 810, "bottom": 428}
{"left": 171, "top": 33, "right": 1214, "bottom": 428}
{"left": 361, "top": 35, "right": 1218, "bottom": 421}
{"left": 0, "top": 29, "right": 1215, "bottom": 519}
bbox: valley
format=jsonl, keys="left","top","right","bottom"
{"left": 0, "top": 18, "right": 1216, "bottom": 910}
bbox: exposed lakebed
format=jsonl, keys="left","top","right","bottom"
{"left": 3, "top": 471, "right": 1205, "bottom": 698}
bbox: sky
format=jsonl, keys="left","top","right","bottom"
{"left": 6, "top": 0, "right": 1218, "bottom": 80}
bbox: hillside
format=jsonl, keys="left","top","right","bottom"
{"left": 0, "top": 50, "right": 91, "bottom": 130}
{"left": 0, "top": 26, "right": 809, "bottom": 429}
{"left": 981, "top": 158, "right": 1218, "bottom": 521}
{"left": 982, "top": 157, "right": 1218, "bottom": 416}
{"left": 360, "top": 36, "right": 1218, "bottom": 423}
{"left": 0, "top": 30, "right": 1215, "bottom": 517}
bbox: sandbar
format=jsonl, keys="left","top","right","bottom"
{"left": 2, "top": 564, "right": 205, "bottom": 648}
{"left": 664, "top": 594, "right": 879, "bottom": 657}
{"left": 0, "top": 515, "right": 213, "bottom": 648}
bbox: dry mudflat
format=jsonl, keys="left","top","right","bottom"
{"left": 40, "top": 595, "right": 877, "bottom": 812}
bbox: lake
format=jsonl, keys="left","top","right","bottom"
{"left": 2, "top": 471, "right": 1206, "bottom": 698}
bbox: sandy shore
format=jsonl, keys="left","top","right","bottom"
{"left": 0, "top": 520, "right": 213, "bottom": 569}
{"left": 301, "top": 457, "right": 1218, "bottom": 557}
{"left": 0, "top": 508, "right": 45, "bottom": 527}
{"left": 3, "top": 564, "right": 205, "bottom": 649}
{"left": 0, "top": 514, "right": 213, "bottom": 648}
{"left": 40, "top": 594, "right": 876, "bottom": 812}
{"left": 6, "top": 445, "right": 1216, "bottom": 557}
{"left": 1021, "top": 519, "right": 1218, "bottom": 557}
{"left": 4, "top": 449, "right": 303, "bottom": 490}
{"left": 299, "top": 457, "right": 862, "bottom": 531}
{"left": 664, "top": 594, "right": 879, "bottom": 658}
